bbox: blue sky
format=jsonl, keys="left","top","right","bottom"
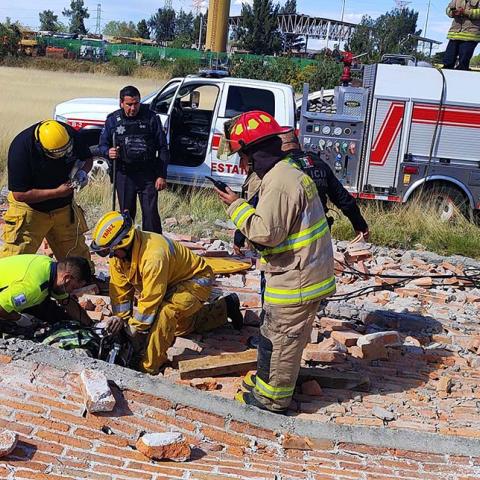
{"left": 1, "top": 0, "right": 452, "bottom": 49}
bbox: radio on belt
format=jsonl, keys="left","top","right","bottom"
{"left": 299, "top": 82, "right": 369, "bottom": 187}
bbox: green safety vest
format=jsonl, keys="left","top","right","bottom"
{"left": 0, "top": 255, "right": 67, "bottom": 314}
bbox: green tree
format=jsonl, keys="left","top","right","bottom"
{"left": 170, "top": 9, "right": 195, "bottom": 48}
{"left": 137, "top": 19, "right": 150, "bottom": 39}
{"left": 148, "top": 8, "right": 176, "bottom": 44}
{"left": 279, "top": 0, "right": 305, "bottom": 53}
{"left": 348, "top": 8, "right": 421, "bottom": 61}
{"left": 62, "top": 0, "right": 89, "bottom": 35}
{"left": 39, "top": 10, "right": 61, "bottom": 32}
{"left": 0, "top": 21, "right": 21, "bottom": 58}
{"left": 234, "top": 0, "right": 282, "bottom": 55}
{"left": 103, "top": 20, "right": 137, "bottom": 37}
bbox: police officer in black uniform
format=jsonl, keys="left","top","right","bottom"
{"left": 99, "top": 85, "right": 169, "bottom": 234}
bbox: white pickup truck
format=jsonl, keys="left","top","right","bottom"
{"left": 54, "top": 75, "right": 330, "bottom": 190}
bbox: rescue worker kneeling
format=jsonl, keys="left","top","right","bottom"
{"left": 0, "top": 254, "right": 107, "bottom": 331}
{"left": 90, "top": 211, "right": 243, "bottom": 375}
{"left": 214, "top": 111, "right": 336, "bottom": 413}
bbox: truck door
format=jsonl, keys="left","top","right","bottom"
{"left": 363, "top": 99, "right": 407, "bottom": 192}
{"left": 149, "top": 79, "right": 182, "bottom": 144}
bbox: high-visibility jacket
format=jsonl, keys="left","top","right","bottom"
{"left": 227, "top": 158, "right": 336, "bottom": 306}
{"left": 0, "top": 255, "right": 67, "bottom": 314}
{"left": 109, "top": 229, "right": 212, "bottom": 332}
{"left": 447, "top": 0, "right": 480, "bottom": 42}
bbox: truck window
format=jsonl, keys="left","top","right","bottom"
{"left": 170, "top": 83, "right": 220, "bottom": 167}
{"left": 150, "top": 81, "right": 181, "bottom": 114}
{"left": 225, "top": 86, "right": 275, "bottom": 118}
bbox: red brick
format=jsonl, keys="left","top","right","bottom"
{"left": 93, "top": 464, "right": 154, "bottom": 479}
{"left": 10, "top": 471, "right": 76, "bottom": 480}
{"left": 331, "top": 330, "right": 362, "bottom": 347}
{"left": 35, "top": 430, "right": 93, "bottom": 450}
{"left": 15, "top": 412, "right": 70, "bottom": 432}
{"left": 0, "top": 418, "right": 33, "bottom": 436}
{"left": 0, "top": 397, "right": 46, "bottom": 415}
{"left": 228, "top": 420, "right": 278, "bottom": 442}
{"left": 95, "top": 443, "right": 150, "bottom": 462}
{"left": 202, "top": 426, "right": 250, "bottom": 447}
{"left": 175, "top": 406, "right": 225, "bottom": 428}
{"left": 62, "top": 448, "right": 124, "bottom": 467}
{"left": 146, "top": 409, "right": 197, "bottom": 432}
{"left": 72, "top": 427, "right": 130, "bottom": 448}
{"left": 51, "top": 468, "right": 111, "bottom": 480}
{"left": 123, "top": 389, "right": 174, "bottom": 411}
{"left": 0, "top": 354, "right": 12, "bottom": 364}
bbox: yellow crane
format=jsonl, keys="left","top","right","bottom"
{"left": 205, "top": 0, "right": 231, "bottom": 52}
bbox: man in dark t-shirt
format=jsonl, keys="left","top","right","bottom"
{"left": 0, "top": 120, "right": 94, "bottom": 271}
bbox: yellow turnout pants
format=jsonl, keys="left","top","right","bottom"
{"left": 253, "top": 301, "right": 321, "bottom": 411}
{"left": 0, "top": 193, "right": 92, "bottom": 270}
{"left": 141, "top": 274, "right": 228, "bottom": 375}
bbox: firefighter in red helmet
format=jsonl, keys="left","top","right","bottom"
{"left": 214, "top": 111, "right": 336, "bottom": 413}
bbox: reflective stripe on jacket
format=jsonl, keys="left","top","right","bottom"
{"left": 109, "top": 229, "right": 212, "bottom": 331}
{"left": 227, "top": 158, "right": 336, "bottom": 306}
{"left": 447, "top": 0, "right": 480, "bottom": 41}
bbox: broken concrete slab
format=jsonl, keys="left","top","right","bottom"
{"left": 80, "top": 368, "right": 116, "bottom": 413}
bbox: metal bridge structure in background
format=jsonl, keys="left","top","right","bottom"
{"left": 229, "top": 14, "right": 442, "bottom": 54}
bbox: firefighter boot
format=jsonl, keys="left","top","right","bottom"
{"left": 235, "top": 391, "right": 287, "bottom": 414}
{"left": 225, "top": 293, "right": 243, "bottom": 330}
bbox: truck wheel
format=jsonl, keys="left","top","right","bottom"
{"left": 419, "top": 185, "right": 469, "bottom": 222}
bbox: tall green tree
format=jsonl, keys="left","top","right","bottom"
{"left": 279, "top": 0, "right": 305, "bottom": 53}
{"left": 148, "top": 8, "right": 176, "bottom": 44}
{"left": 103, "top": 20, "right": 137, "bottom": 37}
{"left": 137, "top": 19, "right": 150, "bottom": 39}
{"left": 234, "top": 0, "right": 282, "bottom": 55}
{"left": 39, "top": 10, "right": 61, "bottom": 32}
{"left": 348, "top": 8, "right": 421, "bottom": 61}
{"left": 171, "top": 9, "right": 195, "bottom": 47}
{"left": 62, "top": 0, "right": 89, "bottom": 35}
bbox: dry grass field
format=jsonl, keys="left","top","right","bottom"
{"left": 0, "top": 66, "right": 162, "bottom": 168}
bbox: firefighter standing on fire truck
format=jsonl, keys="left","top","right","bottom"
{"left": 214, "top": 111, "right": 336, "bottom": 413}
{"left": 444, "top": 0, "right": 480, "bottom": 70}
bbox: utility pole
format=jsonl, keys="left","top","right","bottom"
{"left": 424, "top": 0, "right": 431, "bottom": 38}
{"left": 340, "top": 0, "right": 346, "bottom": 23}
{"left": 95, "top": 3, "right": 101, "bottom": 35}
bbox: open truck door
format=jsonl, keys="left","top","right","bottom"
{"left": 151, "top": 80, "right": 224, "bottom": 187}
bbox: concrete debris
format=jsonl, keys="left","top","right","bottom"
{"left": 372, "top": 406, "right": 396, "bottom": 422}
{"left": 80, "top": 368, "right": 116, "bottom": 413}
{"left": 0, "top": 430, "right": 18, "bottom": 457}
{"left": 136, "top": 432, "right": 191, "bottom": 462}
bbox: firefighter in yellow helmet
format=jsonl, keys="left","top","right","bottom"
{"left": 90, "top": 211, "right": 244, "bottom": 374}
{"left": 214, "top": 111, "right": 336, "bottom": 413}
{"left": 0, "top": 120, "right": 93, "bottom": 271}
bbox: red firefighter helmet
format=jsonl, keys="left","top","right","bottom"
{"left": 225, "top": 111, "right": 293, "bottom": 154}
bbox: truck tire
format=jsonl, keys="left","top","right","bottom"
{"left": 416, "top": 184, "right": 469, "bottom": 222}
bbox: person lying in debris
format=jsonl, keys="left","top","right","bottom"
{"left": 90, "top": 210, "right": 243, "bottom": 375}
{"left": 0, "top": 254, "right": 119, "bottom": 334}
